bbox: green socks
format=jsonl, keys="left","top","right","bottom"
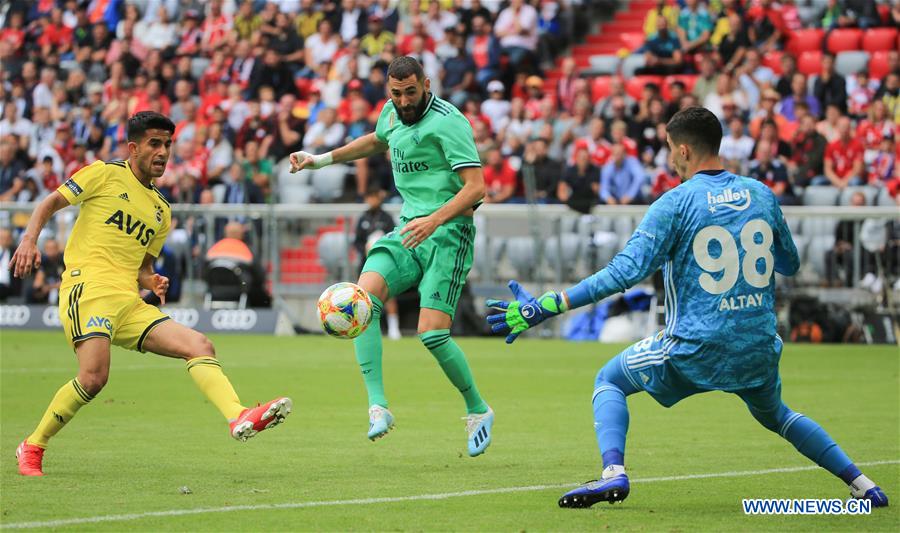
{"left": 420, "top": 329, "right": 488, "bottom": 414}
{"left": 353, "top": 294, "right": 387, "bottom": 407}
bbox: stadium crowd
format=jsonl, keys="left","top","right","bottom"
{"left": 0, "top": 0, "right": 897, "bottom": 213}
{"left": 0, "top": 0, "right": 898, "bottom": 301}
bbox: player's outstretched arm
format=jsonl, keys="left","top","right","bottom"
{"left": 485, "top": 281, "right": 568, "bottom": 344}
{"left": 10, "top": 191, "right": 70, "bottom": 278}
{"left": 289, "top": 133, "right": 388, "bottom": 173}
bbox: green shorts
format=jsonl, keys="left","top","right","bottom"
{"left": 362, "top": 218, "right": 475, "bottom": 319}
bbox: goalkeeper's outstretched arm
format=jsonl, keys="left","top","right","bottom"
{"left": 289, "top": 133, "right": 388, "bottom": 173}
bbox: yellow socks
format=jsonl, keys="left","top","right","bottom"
{"left": 27, "top": 378, "right": 93, "bottom": 448}
{"left": 186, "top": 356, "right": 245, "bottom": 420}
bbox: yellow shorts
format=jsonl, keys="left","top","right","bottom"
{"left": 59, "top": 281, "right": 170, "bottom": 352}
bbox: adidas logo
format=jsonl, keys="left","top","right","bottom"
{"left": 53, "top": 412, "right": 65, "bottom": 424}
{"left": 118, "top": 192, "right": 129, "bottom": 201}
{"left": 431, "top": 291, "right": 441, "bottom": 301}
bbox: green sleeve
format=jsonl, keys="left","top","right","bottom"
{"left": 374, "top": 101, "right": 396, "bottom": 144}
{"left": 438, "top": 114, "right": 481, "bottom": 172}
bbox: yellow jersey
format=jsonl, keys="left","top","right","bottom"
{"left": 56, "top": 159, "right": 171, "bottom": 292}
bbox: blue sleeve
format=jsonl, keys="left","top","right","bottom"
{"left": 599, "top": 164, "right": 613, "bottom": 202}
{"left": 625, "top": 158, "right": 645, "bottom": 200}
{"left": 564, "top": 192, "right": 678, "bottom": 309}
{"left": 772, "top": 201, "right": 800, "bottom": 276}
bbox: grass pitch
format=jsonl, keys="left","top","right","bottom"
{"left": 1, "top": 331, "right": 898, "bottom": 531}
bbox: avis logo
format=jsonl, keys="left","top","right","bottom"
{"left": 707, "top": 188, "right": 751, "bottom": 213}
{"left": 86, "top": 316, "right": 112, "bottom": 331}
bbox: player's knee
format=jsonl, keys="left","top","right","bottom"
{"left": 78, "top": 370, "right": 108, "bottom": 396}
{"left": 748, "top": 403, "right": 790, "bottom": 433}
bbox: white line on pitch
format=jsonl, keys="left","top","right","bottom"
{"left": 3, "top": 459, "right": 897, "bottom": 530}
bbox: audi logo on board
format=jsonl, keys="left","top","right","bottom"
{"left": 0, "top": 306, "right": 30, "bottom": 326}
{"left": 211, "top": 310, "right": 258, "bottom": 330}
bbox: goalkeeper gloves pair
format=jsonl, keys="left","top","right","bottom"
{"left": 486, "top": 281, "right": 568, "bottom": 344}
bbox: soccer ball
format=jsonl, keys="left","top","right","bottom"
{"left": 317, "top": 282, "right": 373, "bottom": 339}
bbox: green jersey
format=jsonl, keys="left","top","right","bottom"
{"left": 374, "top": 95, "right": 482, "bottom": 220}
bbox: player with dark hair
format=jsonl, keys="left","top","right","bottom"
{"left": 12, "top": 111, "right": 292, "bottom": 476}
{"left": 290, "top": 56, "right": 494, "bottom": 456}
{"left": 486, "top": 106, "right": 888, "bottom": 507}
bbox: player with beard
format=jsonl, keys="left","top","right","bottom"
{"left": 12, "top": 112, "right": 292, "bottom": 476}
{"left": 290, "top": 57, "right": 494, "bottom": 456}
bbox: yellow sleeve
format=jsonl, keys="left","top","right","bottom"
{"left": 57, "top": 161, "right": 106, "bottom": 205}
{"left": 146, "top": 207, "right": 170, "bottom": 258}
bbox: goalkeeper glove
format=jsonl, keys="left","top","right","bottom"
{"left": 289, "top": 150, "right": 333, "bottom": 172}
{"left": 485, "top": 280, "right": 568, "bottom": 344}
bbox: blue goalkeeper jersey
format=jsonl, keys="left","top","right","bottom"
{"left": 581, "top": 169, "right": 799, "bottom": 390}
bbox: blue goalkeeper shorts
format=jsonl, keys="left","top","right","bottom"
{"left": 604, "top": 331, "right": 784, "bottom": 409}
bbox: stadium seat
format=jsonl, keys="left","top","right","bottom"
{"left": 311, "top": 165, "right": 349, "bottom": 202}
{"left": 786, "top": 29, "right": 824, "bottom": 55}
{"left": 861, "top": 28, "right": 898, "bottom": 52}
{"left": 792, "top": 234, "right": 809, "bottom": 265}
{"left": 505, "top": 236, "right": 541, "bottom": 279}
{"left": 545, "top": 233, "right": 585, "bottom": 278}
{"left": 620, "top": 32, "right": 646, "bottom": 52}
{"left": 803, "top": 185, "right": 841, "bottom": 206}
{"left": 797, "top": 51, "right": 823, "bottom": 76}
{"left": 203, "top": 257, "right": 251, "bottom": 310}
{"left": 613, "top": 215, "right": 635, "bottom": 237}
{"left": 591, "top": 76, "right": 613, "bottom": 102}
{"left": 839, "top": 185, "right": 878, "bottom": 206}
{"left": 625, "top": 75, "right": 663, "bottom": 100}
{"left": 473, "top": 235, "right": 505, "bottom": 280}
{"left": 190, "top": 57, "right": 210, "bottom": 80}
{"left": 588, "top": 55, "right": 620, "bottom": 75}
{"left": 787, "top": 216, "right": 802, "bottom": 236}
{"left": 806, "top": 234, "right": 836, "bottom": 280}
{"left": 762, "top": 51, "right": 784, "bottom": 75}
{"left": 662, "top": 75, "right": 698, "bottom": 101}
{"left": 592, "top": 231, "right": 619, "bottom": 269}
{"left": 279, "top": 184, "right": 314, "bottom": 204}
{"left": 801, "top": 216, "right": 839, "bottom": 238}
{"left": 826, "top": 29, "right": 862, "bottom": 53}
{"left": 835, "top": 51, "right": 870, "bottom": 78}
{"left": 317, "top": 231, "right": 352, "bottom": 279}
{"left": 876, "top": 187, "right": 895, "bottom": 207}
{"left": 620, "top": 54, "right": 646, "bottom": 78}
{"left": 797, "top": 5, "right": 820, "bottom": 27}
{"left": 869, "top": 51, "right": 891, "bottom": 80}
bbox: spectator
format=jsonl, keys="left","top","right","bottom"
{"left": 139, "top": 5, "right": 177, "bottom": 50}
{"left": 519, "top": 138, "right": 561, "bottom": 203}
{"left": 847, "top": 70, "right": 876, "bottom": 119}
{"left": 825, "top": 191, "right": 876, "bottom": 287}
{"left": 736, "top": 48, "right": 776, "bottom": 113}
{"left": 483, "top": 148, "right": 517, "bottom": 204}
{"left": 749, "top": 88, "right": 790, "bottom": 139}
{"left": 223, "top": 162, "right": 266, "bottom": 205}
{"left": 466, "top": 14, "right": 501, "bottom": 90}
{"left": 643, "top": 0, "right": 680, "bottom": 37}
{"left": 745, "top": 0, "right": 783, "bottom": 53}
{"left": 817, "top": 103, "right": 843, "bottom": 142}
{"left": 305, "top": 19, "right": 341, "bottom": 73}
{"left": 835, "top": 0, "right": 880, "bottom": 29}
{"left": 594, "top": 77, "right": 636, "bottom": 122}
{"left": 788, "top": 113, "right": 828, "bottom": 187}
{"left": 775, "top": 54, "right": 799, "bottom": 98}
{"left": 610, "top": 120, "right": 639, "bottom": 158}
{"left": 481, "top": 81, "right": 511, "bottom": 133}
{"left": 441, "top": 33, "right": 476, "bottom": 108}
{"left": 494, "top": 0, "right": 539, "bottom": 72}
{"left": 370, "top": 0, "right": 400, "bottom": 34}
{"left": 704, "top": 72, "right": 748, "bottom": 120}
{"left": 303, "top": 107, "right": 345, "bottom": 154}
{"left": 814, "top": 53, "right": 848, "bottom": 117}
{"left": 205, "top": 221, "right": 270, "bottom": 307}
{"left": 636, "top": 15, "right": 684, "bottom": 75}
{"left": 780, "top": 73, "right": 821, "bottom": 122}
{"left": 719, "top": 116, "right": 755, "bottom": 170}
{"left": 749, "top": 139, "right": 797, "bottom": 204}
{"left": 249, "top": 49, "right": 296, "bottom": 99}
{"left": 558, "top": 146, "right": 599, "bottom": 214}
{"left": 676, "top": 0, "right": 713, "bottom": 55}
{"left": 206, "top": 122, "right": 234, "bottom": 186}
{"left": 824, "top": 116, "right": 865, "bottom": 187}
{"left": 868, "top": 133, "right": 896, "bottom": 187}
{"left": 361, "top": 14, "right": 395, "bottom": 58}
{"left": 295, "top": 0, "right": 325, "bottom": 39}
{"left": 269, "top": 12, "right": 306, "bottom": 72}
{"left": 26, "top": 239, "right": 64, "bottom": 304}
{"left": 857, "top": 100, "right": 894, "bottom": 166}
{"left": 0, "top": 228, "right": 21, "bottom": 301}
{"left": 600, "top": 144, "right": 646, "bottom": 205}
{"left": 873, "top": 72, "right": 899, "bottom": 124}
{"left": 754, "top": 119, "right": 793, "bottom": 161}
{"left": 233, "top": 1, "right": 262, "bottom": 42}
{"left": 692, "top": 55, "right": 718, "bottom": 103}
{"left": 424, "top": 0, "right": 457, "bottom": 45}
